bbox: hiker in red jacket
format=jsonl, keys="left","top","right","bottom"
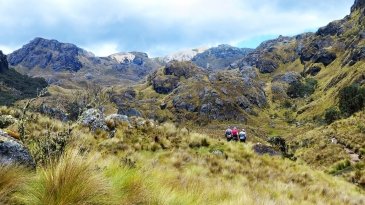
{"left": 232, "top": 127, "right": 239, "bottom": 141}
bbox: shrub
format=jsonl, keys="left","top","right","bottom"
{"left": 287, "top": 78, "right": 317, "bottom": 98}
{"left": 339, "top": 84, "right": 365, "bottom": 116}
{"left": 324, "top": 106, "right": 341, "bottom": 124}
{"left": 328, "top": 160, "right": 351, "bottom": 175}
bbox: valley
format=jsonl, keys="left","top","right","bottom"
{"left": 1, "top": 0, "right": 365, "bottom": 204}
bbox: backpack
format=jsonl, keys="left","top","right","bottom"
{"left": 239, "top": 131, "right": 246, "bottom": 139}
{"left": 225, "top": 129, "right": 232, "bottom": 136}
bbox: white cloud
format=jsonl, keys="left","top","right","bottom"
{"left": 0, "top": 0, "right": 355, "bottom": 56}
{"left": 0, "top": 44, "right": 19, "bottom": 55}
{"left": 83, "top": 42, "right": 120, "bottom": 57}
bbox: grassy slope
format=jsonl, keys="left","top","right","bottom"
{"left": 1, "top": 107, "right": 364, "bottom": 204}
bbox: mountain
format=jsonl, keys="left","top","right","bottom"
{"left": 0, "top": 50, "right": 48, "bottom": 105}
{"left": 191, "top": 44, "right": 253, "bottom": 70}
{"left": 8, "top": 38, "right": 162, "bottom": 85}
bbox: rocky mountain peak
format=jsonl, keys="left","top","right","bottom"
{"left": 351, "top": 0, "right": 365, "bottom": 12}
{"left": 7, "top": 37, "right": 86, "bottom": 72}
{"left": 0, "top": 50, "right": 8, "bottom": 72}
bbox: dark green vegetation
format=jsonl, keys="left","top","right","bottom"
{"left": 0, "top": 68, "right": 47, "bottom": 105}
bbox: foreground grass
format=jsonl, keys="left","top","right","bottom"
{"left": 3, "top": 143, "right": 365, "bottom": 204}
{"left": 1, "top": 106, "right": 364, "bottom": 204}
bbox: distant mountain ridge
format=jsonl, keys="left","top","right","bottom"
{"left": 8, "top": 38, "right": 162, "bottom": 85}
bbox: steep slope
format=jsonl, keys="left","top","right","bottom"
{"left": 8, "top": 38, "right": 161, "bottom": 86}
{"left": 192, "top": 44, "right": 253, "bottom": 70}
{"left": 0, "top": 50, "right": 48, "bottom": 105}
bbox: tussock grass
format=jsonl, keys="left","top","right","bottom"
{"left": 0, "top": 165, "right": 28, "bottom": 204}
{"left": 16, "top": 150, "right": 113, "bottom": 205}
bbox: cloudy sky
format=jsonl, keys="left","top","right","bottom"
{"left": 0, "top": 0, "right": 354, "bottom": 57}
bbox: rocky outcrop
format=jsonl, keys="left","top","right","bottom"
{"left": 192, "top": 44, "right": 253, "bottom": 70}
{"left": 149, "top": 61, "right": 205, "bottom": 94}
{"left": 79, "top": 108, "right": 108, "bottom": 131}
{"left": 0, "top": 50, "right": 8, "bottom": 72}
{"left": 0, "top": 130, "right": 35, "bottom": 168}
{"left": 252, "top": 143, "right": 280, "bottom": 156}
{"left": 351, "top": 0, "right": 365, "bottom": 12}
{"left": 344, "top": 47, "right": 365, "bottom": 66}
{"left": 273, "top": 72, "right": 301, "bottom": 84}
{"left": 316, "top": 20, "right": 344, "bottom": 36}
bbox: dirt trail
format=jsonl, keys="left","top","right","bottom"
{"left": 332, "top": 138, "right": 361, "bottom": 163}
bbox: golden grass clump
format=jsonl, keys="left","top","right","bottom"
{"left": 16, "top": 150, "right": 113, "bottom": 205}
{"left": 0, "top": 165, "right": 28, "bottom": 204}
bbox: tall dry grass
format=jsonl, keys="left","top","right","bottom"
{"left": 16, "top": 150, "right": 113, "bottom": 205}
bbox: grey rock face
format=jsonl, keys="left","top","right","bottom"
{"left": 8, "top": 37, "right": 84, "bottom": 72}
{"left": 313, "top": 50, "right": 337, "bottom": 66}
{"left": 0, "top": 130, "right": 35, "bottom": 168}
{"left": 316, "top": 21, "right": 344, "bottom": 36}
{"left": 351, "top": 0, "right": 365, "bottom": 12}
{"left": 192, "top": 44, "right": 253, "bottom": 70}
{"left": 0, "top": 50, "right": 8, "bottom": 72}
{"left": 273, "top": 72, "right": 301, "bottom": 84}
{"left": 256, "top": 59, "right": 279, "bottom": 73}
{"left": 345, "top": 47, "right": 365, "bottom": 66}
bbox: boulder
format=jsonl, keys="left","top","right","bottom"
{"left": 273, "top": 72, "right": 301, "bottom": 84}
{"left": 313, "top": 51, "right": 337, "bottom": 66}
{"left": 256, "top": 59, "right": 279, "bottom": 73}
{"left": 79, "top": 108, "right": 108, "bottom": 131}
{"left": 0, "top": 130, "right": 35, "bottom": 168}
{"left": 305, "top": 66, "right": 321, "bottom": 76}
{"left": 105, "top": 114, "right": 129, "bottom": 123}
{"left": 118, "top": 107, "right": 142, "bottom": 117}
{"left": 252, "top": 143, "right": 280, "bottom": 156}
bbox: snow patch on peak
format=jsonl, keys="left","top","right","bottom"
{"left": 109, "top": 52, "right": 135, "bottom": 63}
{"left": 161, "top": 47, "right": 208, "bottom": 63}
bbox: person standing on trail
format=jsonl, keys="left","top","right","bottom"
{"left": 225, "top": 127, "right": 232, "bottom": 142}
{"left": 232, "top": 127, "right": 239, "bottom": 141}
{"left": 239, "top": 129, "right": 246, "bottom": 143}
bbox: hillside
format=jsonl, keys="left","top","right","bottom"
{"left": 0, "top": 50, "right": 48, "bottom": 105}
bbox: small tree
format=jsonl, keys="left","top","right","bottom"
{"left": 324, "top": 106, "right": 341, "bottom": 124}
{"left": 339, "top": 84, "right": 365, "bottom": 116}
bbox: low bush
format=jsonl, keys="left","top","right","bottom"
{"left": 324, "top": 106, "right": 341, "bottom": 124}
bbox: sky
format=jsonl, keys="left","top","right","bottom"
{"left": 0, "top": 0, "right": 355, "bottom": 57}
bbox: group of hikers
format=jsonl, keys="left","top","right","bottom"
{"left": 224, "top": 127, "right": 247, "bottom": 142}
